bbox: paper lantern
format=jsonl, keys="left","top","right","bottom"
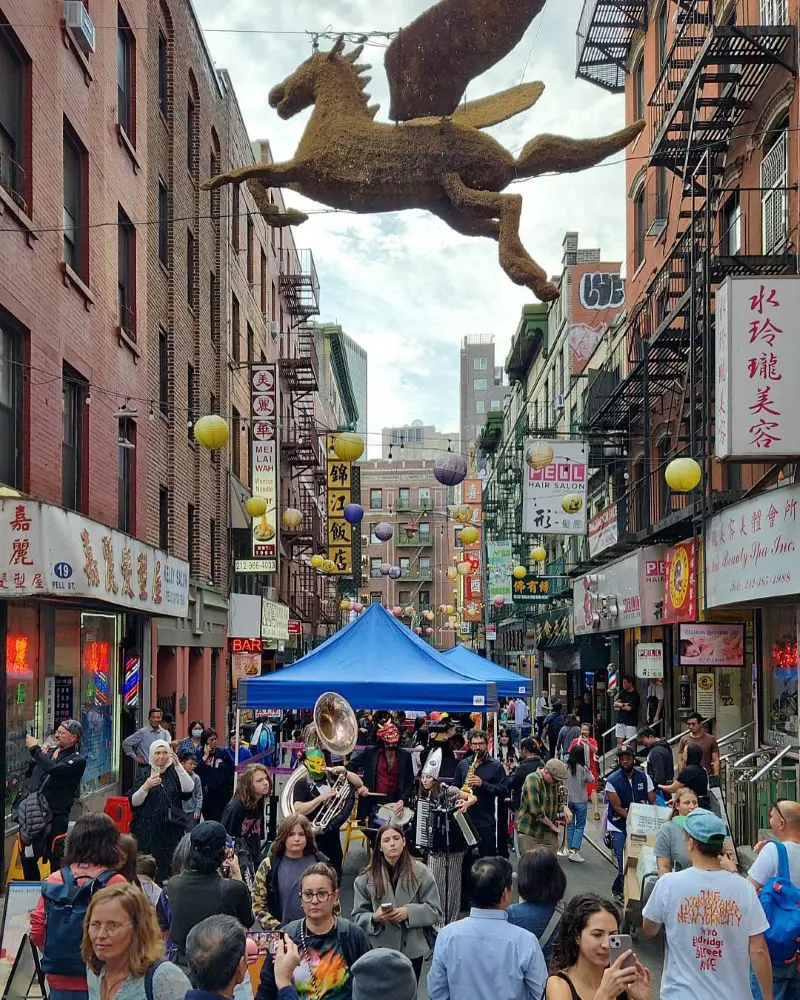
{"left": 665, "top": 457, "right": 702, "bottom": 493}
{"left": 322, "top": 559, "right": 337, "bottom": 574}
{"left": 512, "top": 565, "right": 527, "bottom": 579}
{"left": 438, "top": 604, "right": 447, "bottom": 613}
{"left": 352, "top": 602, "right": 364, "bottom": 613}
{"left": 389, "top": 566, "right": 402, "bottom": 580}
{"left": 531, "top": 546, "right": 547, "bottom": 563}
{"left": 404, "top": 606, "right": 415, "bottom": 617}
{"left": 425, "top": 627, "right": 434, "bottom": 636}
{"left": 525, "top": 441, "right": 554, "bottom": 470}
{"left": 493, "top": 596, "right": 505, "bottom": 608}
{"left": 456, "top": 561, "right": 472, "bottom": 576}
{"left": 193, "top": 414, "right": 229, "bottom": 450}
{"left": 422, "top": 609, "right": 435, "bottom": 622}
{"left": 310, "top": 554, "right": 325, "bottom": 569}
{"left": 561, "top": 494, "right": 583, "bottom": 514}
{"left": 281, "top": 507, "right": 303, "bottom": 530}
{"left": 245, "top": 496, "right": 268, "bottom": 518}
{"left": 446, "top": 605, "right": 455, "bottom": 615}
{"left": 434, "top": 453, "right": 467, "bottom": 487}
{"left": 453, "top": 504, "right": 473, "bottom": 523}
{"left": 374, "top": 522, "right": 393, "bottom": 542}
{"left": 340, "top": 600, "right": 351, "bottom": 611}
{"left": 446, "top": 566, "right": 458, "bottom": 581}
{"left": 460, "top": 524, "right": 479, "bottom": 546}
{"left": 333, "top": 432, "right": 365, "bottom": 462}
{"left": 392, "top": 606, "right": 403, "bottom": 617}
{"left": 344, "top": 503, "right": 365, "bottom": 524}
{"left": 414, "top": 626, "right": 423, "bottom": 635}
{"left": 380, "top": 562, "right": 392, "bottom": 576}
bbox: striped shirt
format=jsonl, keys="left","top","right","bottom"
{"left": 517, "top": 770, "right": 561, "bottom": 836}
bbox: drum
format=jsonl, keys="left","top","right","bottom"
{"left": 376, "top": 803, "right": 414, "bottom": 827}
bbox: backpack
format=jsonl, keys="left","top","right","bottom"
{"left": 17, "top": 789, "right": 52, "bottom": 846}
{"left": 144, "top": 959, "right": 165, "bottom": 1000}
{"left": 41, "top": 868, "right": 117, "bottom": 977}
{"left": 758, "top": 840, "right": 800, "bottom": 966}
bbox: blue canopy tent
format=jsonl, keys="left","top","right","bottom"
{"left": 443, "top": 644, "right": 532, "bottom": 698}
{"left": 237, "top": 602, "right": 497, "bottom": 711}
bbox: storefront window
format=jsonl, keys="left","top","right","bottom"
{"left": 764, "top": 605, "right": 799, "bottom": 743}
{"left": 5, "top": 604, "right": 41, "bottom": 821}
{"left": 80, "top": 614, "right": 119, "bottom": 794}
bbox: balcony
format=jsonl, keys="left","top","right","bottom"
{"left": 575, "top": 0, "right": 647, "bottom": 93}
{"left": 279, "top": 325, "right": 319, "bottom": 394}
{"left": 395, "top": 499, "right": 433, "bottom": 513}
{"left": 400, "top": 567, "right": 433, "bottom": 581}
{"left": 279, "top": 248, "right": 320, "bottom": 322}
{"left": 397, "top": 531, "right": 433, "bottom": 547}
{"left": 477, "top": 410, "right": 504, "bottom": 455}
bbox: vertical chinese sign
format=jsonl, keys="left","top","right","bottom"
{"left": 716, "top": 276, "right": 800, "bottom": 459}
{"left": 251, "top": 364, "right": 279, "bottom": 573}
{"left": 326, "top": 435, "right": 352, "bottom": 575}
{"left": 462, "top": 478, "right": 483, "bottom": 623}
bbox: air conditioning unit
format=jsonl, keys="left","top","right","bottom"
{"left": 63, "top": 1, "right": 96, "bottom": 54}
{"left": 269, "top": 320, "right": 279, "bottom": 338}
{"left": 553, "top": 393, "right": 564, "bottom": 412}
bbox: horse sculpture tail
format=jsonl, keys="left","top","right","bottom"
{"left": 514, "top": 121, "right": 645, "bottom": 180}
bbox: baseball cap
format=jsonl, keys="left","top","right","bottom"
{"left": 616, "top": 744, "right": 636, "bottom": 758}
{"left": 58, "top": 719, "right": 83, "bottom": 739}
{"left": 544, "top": 758, "right": 568, "bottom": 781}
{"left": 684, "top": 808, "right": 727, "bottom": 844}
{"left": 190, "top": 820, "right": 228, "bottom": 851}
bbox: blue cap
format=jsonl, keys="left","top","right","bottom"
{"left": 684, "top": 808, "right": 727, "bottom": 844}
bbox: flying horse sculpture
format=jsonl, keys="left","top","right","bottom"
{"left": 204, "top": 0, "right": 644, "bottom": 301}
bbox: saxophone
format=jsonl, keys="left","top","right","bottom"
{"left": 461, "top": 750, "right": 484, "bottom": 797}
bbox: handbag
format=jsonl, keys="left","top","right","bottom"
{"left": 167, "top": 805, "right": 188, "bottom": 829}
{"left": 423, "top": 925, "right": 438, "bottom": 953}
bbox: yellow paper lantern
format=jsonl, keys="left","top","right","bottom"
{"left": 561, "top": 494, "right": 584, "bottom": 514}
{"left": 245, "top": 496, "right": 268, "bottom": 518}
{"left": 446, "top": 566, "right": 458, "bottom": 582}
{"left": 453, "top": 504, "right": 473, "bottom": 523}
{"left": 322, "top": 559, "right": 337, "bottom": 574}
{"left": 460, "top": 524, "right": 479, "bottom": 546}
{"left": 405, "top": 606, "right": 415, "bottom": 617}
{"left": 333, "top": 432, "right": 365, "bottom": 462}
{"left": 193, "top": 414, "right": 229, "bottom": 450}
{"left": 525, "top": 441, "right": 554, "bottom": 470}
{"left": 665, "top": 457, "right": 702, "bottom": 493}
{"left": 446, "top": 605, "right": 455, "bottom": 616}
{"left": 531, "top": 546, "right": 547, "bottom": 563}
{"left": 310, "top": 554, "right": 325, "bottom": 569}
{"left": 456, "top": 561, "right": 472, "bottom": 576}
{"left": 340, "top": 599, "right": 351, "bottom": 611}
{"left": 512, "top": 565, "right": 527, "bottom": 579}
{"left": 281, "top": 507, "right": 303, "bottom": 530}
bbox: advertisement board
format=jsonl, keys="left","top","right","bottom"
{"left": 522, "top": 439, "right": 588, "bottom": 535}
{"left": 326, "top": 435, "right": 353, "bottom": 574}
{"left": 573, "top": 547, "right": 665, "bottom": 635}
{"left": 635, "top": 643, "right": 664, "bottom": 679}
{"left": 250, "top": 364, "right": 279, "bottom": 571}
{"left": 679, "top": 623, "right": 745, "bottom": 667}
{"left": 487, "top": 541, "right": 513, "bottom": 605}
{"left": 588, "top": 504, "right": 618, "bottom": 558}
{"left": 663, "top": 539, "right": 698, "bottom": 624}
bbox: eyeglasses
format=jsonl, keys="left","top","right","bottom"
{"left": 300, "top": 889, "right": 332, "bottom": 902}
{"left": 89, "top": 921, "right": 132, "bottom": 936}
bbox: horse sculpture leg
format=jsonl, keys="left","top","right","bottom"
{"left": 201, "top": 160, "right": 299, "bottom": 192}
{"left": 442, "top": 173, "right": 559, "bottom": 301}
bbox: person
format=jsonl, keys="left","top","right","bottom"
{"left": 646, "top": 679, "right": 664, "bottom": 728}
{"left": 546, "top": 893, "right": 653, "bottom": 1000}
{"left": 158, "top": 821, "right": 253, "bottom": 968}
{"left": 604, "top": 745, "right": 655, "bottom": 901}
{"left": 564, "top": 745, "right": 593, "bottom": 862}
{"left": 272, "top": 942, "right": 418, "bottom": 1000}
{"left": 508, "top": 738, "right": 544, "bottom": 812}
{"left": 420, "top": 717, "right": 460, "bottom": 780}
{"left": 129, "top": 740, "right": 196, "bottom": 882}
{"left": 613, "top": 678, "right": 640, "bottom": 746}
{"left": 659, "top": 741, "right": 710, "bottom": 808}
{"left": 535, "top": 691, "right": 551, "bottom": 737}
{"left": 569, "top": 723, "right": 601, "bottom": 821}
{"left": 513, "top": 696, "right": 529, "bottom": 730}
{"left": 642, "top": 809, "right": 772, "bottom": 1000}
{"left": 135, "top": 853, "right": 162, "bottom": 908}
{"left": 555, "top": 715, "right": 581, "bottom": 761}
{"left": 20, "top": 719, "right": 87, "bottom": 880}
{"left": 177, "top": 720, "right": 206, "bottom": 761}
{"left": 117, "top": 833, "right": 141, "bottom": 886}
{"left": 453, "top": 729, "right": 506, "bottom": 858}
{"left": 197, "top": 728, "right": 235, "bottom": 822}
{"left": 122, "top": 708, "right": 172, "bottom": 768}
{"left": 517, "top": 758, "right": 571, "bottom": 855}
{"left": 678, "top": 712, "right": 720, "bottom": 775}
{"left": 252, "top": 813, "right": 329, "bottom": 929}
{"left": 427, "top": 855, "right": 547, "bottom": 1000}
{"left": 577, "top": 691, "right": 594, "bottom": 727}
{"left": 223, "top": 731, "right": 253, "bottom": 768}
{"left": 542, "top": 702, "right": 565, "bottom": 758}
{"left": 83, "top": 883, "right": 191, "bottom": 1000}
{"left": 748, "top": 799, "right": 800, "bottom": 1000}
{"left": 507, "top": 847, "right": 566, "bottom": 956}
{"left": 639, "top": 727, "right": 674, "bottom": 791}
{"left": 256, "top": 862, "right": 371, "bottom": 1000}
{"left": 346, "top": 721, "right": 414, "bottom": 829}
{"left": 250, "top": 714, "right": 277, "bottom": 764}
{"left": 655, "top": 787, "right": 698, "bottom": 875}
{"left": 496, "top": 726, "right": 518, "bottom": 774}
{"left": 221, "top": 763, "right": 273, "bottom": 880}
{"left": 351, "top": 822, "right": 442, "bottom": 981}
{"left": 185, "top": 915, "right": 250, "bottom": 1000}
{"left": 30, "top": 813, "right": 128, "bottom": 1000}
{"left": 178, "top": 748, "right": 203, "bottom": 827}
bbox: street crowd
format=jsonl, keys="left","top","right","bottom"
{"left": 11, "top": 686, "right": 800, "bottom": 1000}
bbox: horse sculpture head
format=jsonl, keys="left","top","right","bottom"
{"left": 269, "top": 36, "right": 376, "bottom": 121}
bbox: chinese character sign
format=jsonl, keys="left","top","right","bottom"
{"left": 715, "top": 277, "right": 800, "bottom": 459}
{"left": 251, "top": 365, "right": 279, "bottom": 570}
{"left": 511, "top": 574, "right": 557, "bottom": 605}
{"left": 522, "top": 439, "right": 588, "bottom": 535}
{"left": 662, "top": 539, "right": 698, "bottom": 624}
{"left": 326, "top": 435, "right": 353, "bottom": 575}
{"left": 461, "top": 479, "right": 482, "bottom": 552}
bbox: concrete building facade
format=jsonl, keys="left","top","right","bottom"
{"left": 459, "top": 334, "right": 508, "bottom": 466}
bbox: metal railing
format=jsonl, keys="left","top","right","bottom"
{"left": 725, "top": 743, "right": 799, "bottom": 847}
{"left": 0, "top": 151, "right": 26, "bottom": 212}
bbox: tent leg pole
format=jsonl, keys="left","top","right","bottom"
{"left": 234, "top": 707, "right": 241, "bottom": 792}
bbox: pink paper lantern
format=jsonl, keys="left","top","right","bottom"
{"left": 425, "top": 627, "right": 434, "bottom": 636}
{"left": 493, "top": 596, "right": 505, "bottom": 608}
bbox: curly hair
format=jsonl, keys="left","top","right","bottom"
{"left": 235, "top": 763, "right": 272, "bottom": 810}
{"left": 82, "top": 883, "right": 164, "bottom": 976}
{"left": 271, "top": 813, "right": 318, "bottom": 858}
{"left": 549, "top": 893, "right": 620, "bottom": 973}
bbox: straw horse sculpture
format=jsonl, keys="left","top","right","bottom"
{"left": 205, "top": 0, "right": 644, "bottom": 301}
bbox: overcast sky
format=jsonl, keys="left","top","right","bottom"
{"left": 193, "top": 0, "right": 630, "bottom": 455}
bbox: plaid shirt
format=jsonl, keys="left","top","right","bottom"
{"left": 517, "top": 770, "right": 561, "bottom": 836}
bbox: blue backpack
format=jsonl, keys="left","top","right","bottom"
{"left": 758, "top": 840, "right": 800, "bottom": 966}
{"left": 41, "top": 867, "right": 117, "bottom": 977}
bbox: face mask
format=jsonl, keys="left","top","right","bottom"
{"left": 192, "top": 729, "right": 203, "bottom": 738}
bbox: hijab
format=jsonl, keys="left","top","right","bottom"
{"left": 149, "top": 739, "right": 173, "bottom": 773}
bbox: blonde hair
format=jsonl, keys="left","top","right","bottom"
{"left": 81, "top": 883, "right": 164, "bottom": 976}
{"left": 670, "top": 786, "right": 698, "bottom": 820}
{"left": 236, "top": 763, "right": 272, "bottom": 810}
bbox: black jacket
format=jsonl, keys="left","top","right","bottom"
{"left": 346, "top": 746, "right": 414, "bottom": 818}
{"left": 25, "top": 745, "right": 86, "bottom": 815}
{"left": 453, "top": 754, "right": 506, "bottom": 831}
{"left": 646, "top": 740, "right": 674, "bottom": 788}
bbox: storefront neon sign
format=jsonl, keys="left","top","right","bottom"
{"left": 84, "top": 640, "right": 110, "bottom": 706}
{"left": 5, "top": 635, "right": 33, "bottom": 680}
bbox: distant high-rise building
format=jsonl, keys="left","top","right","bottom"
{"left": 381, "top": 421, "right": 458, "bottom": 461}
{"left": 341, "top": 332, "right": 368, "bottom": 437}
{"left": 460, "top": 335, "right": 508, "bottom": 463}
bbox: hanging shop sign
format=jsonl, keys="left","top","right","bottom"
{"left": 228, "top": 637, "right": 263, "bottom": 654}
{"left": 487, "top": 541, "right": 513, "bottom": 605}
{"left": 678, "top": 623, "right": 745, "bottom": 667}
{"left": 696, "top": 672, "right": 716, "bottom": 718}
{"left": 635, "top": 642, "right": 664, "bottom": 680}
{"left": 0, "top": 499, "right": 189, "bottom": 616}
{"left": 231, "top": 652, "right": 262, "bottom": 689}
{"left": 705, "top": 482, "right": 800, "bottom": 608}
{"left": 326, "top": 434, "right": 353, "bottom": 575}
{"left": 464, "top": 570, "right": 483, "bottom": 622}
{"left": 531, "top": 608, "right": 573, "bottom": 650}
{"left": 588, "top": 503, "right": 618, "bottom": 558}
{"left": 261, "top": 599, "right": 290, "bottom": 642}
{"left": 716, "top": 276, "right": 800, "bottom": 460}
{"left": 461, "top": 479, "right": 483, "bottom": 553}
{"left": 662, "top": 539, "right": 698, "bottom": 624}
{"left": 250, "top": 364, "right": 279, "bottom": 571}
{"left": 522, "top": 439, "right": 588, "bottom": 535}
{"left": 512, "top": 574, "right": 559, "bottom": 604}
{"left": 573, "top": 546, "right": 665, "bottom": 635}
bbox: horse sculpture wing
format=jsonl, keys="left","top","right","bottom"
{"left": 384, "top": 0, "right": 548, "bottom": 121}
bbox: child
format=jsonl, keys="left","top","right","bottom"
{"left": 135, "top": 852, "right": 162, "bottom": 907}
{"left": 178, "top": 747, "right": 203, "bottom": 825}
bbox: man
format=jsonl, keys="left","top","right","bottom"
{"left": 613, "top": 676, "right": 640, "bottom": 746}
{"left": 577, "top": 690, "right": 594, "bottom": 726}
{"left": 646, "top": 678, "right": 664, "bottom": 727}
{"left": 679, "top": 711, "right": 721, "bottom": 775}
{"left": 643, "top": 808, "right": 772, "bottom": 1000}
{"left": 428, "top": 856, "right": 547, "bottom": 1000}
{"left": 274, "top": 942, "right": 418, "bottom": 1000}
{"left": 748, "top": 799, "right": 800, "bottom": 1000}
{"left": 223, "top": 731, "right": 252, "bottom": 768}
{"left": 121, "top": 707, "right": 172, "bottom": 766}
{"left": 346, "top": 721, "right": 414, "bottom": 826}
{"left": 20, "top": 720, "right": 86, "bottom": 880}
{"left": 453, "top": 729, "right": 506, "bottom": 858}
{"left": 516, "top": 758, "right": 571, "bottom": 855}
{"left": 185, "top": 915, "right": 249, "bottom": 1000}
{"left": 534, "top": 690, "right": 550, "bottom": 737}
{"left": 640, "top": 726, "right": 674, "bottom": 789}
{"left": 508, "top": 738, "right": 544, "bottom": 812}
{"left": 541, "top": 701, "right": 565, "bottom": 758}
{"left": 605, "top": 745, "right": 655, "bottom": 900}
{"left": 513, "top": 696, "right": 529, "bottom": 729}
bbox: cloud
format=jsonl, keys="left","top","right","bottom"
{"left": 192, "top": 0, "right": 628, "bottom": 451}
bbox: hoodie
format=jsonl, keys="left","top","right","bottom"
{"left": 646, "top": 738, "right": 674, "bottom": 788}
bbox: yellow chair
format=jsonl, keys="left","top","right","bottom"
{"left": 341, "top": 801, "right": 371, "bottom": 866}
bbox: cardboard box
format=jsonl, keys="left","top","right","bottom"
{"left": 625, "top": 803, "right": 671, "bottom": 870}
{"left": 636, "top": 846, "right": 657, "bottom": 884}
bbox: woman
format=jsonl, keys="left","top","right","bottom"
{"left": 221, "top": 763, "right": 272, "bottom": 881}
{"left": 417, "top": 768, "right": 476, "bottom": 925}
{"left": 655, "top": 787, "right": 698, "bottom": 875}
{"left": 30, "top": 813, "right": 128, "bottom": 1000}
{"left": 570, "top": 723, "right": 601, "bottom": 820}
{"left": 252, "top": 814, "right": 329, "bottom": 929}
{"left": 351, "top": 822, "right": 442, "bottom": 981}
{"left": 118, "top": 833, "right": 141, "bottom": 886}
{"left": 555, "top": 714, "right": 582, "bottom": 761}
{"left": 563, "top": 745, "right": 594, "bottom": 863}
{"left": 83, "top": 883, "right": 190, "bottom": 1000}
{"left": 507, "top": 848, "right": 567, "bottom": 957}
{"left": 196, "top": 728, "right": 234, "bottom": 822}
{"left": 547, "top": 894, "right": 653, "bottom": 1000}
{"left": 176, "top": 720, "right": 205, "bottom": 760}
{"left": 659, "top": 741, "right": 709, "bottom": 808}
{"left": 129, "top": 740, "right": 196, "bottom": 882}
{"left": 496, "top": 726, "right": 518, "bottom": 774}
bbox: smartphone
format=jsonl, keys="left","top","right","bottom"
{"left": 608, "top": 934, "right": 635, "bottom": 970}
{"left": 380, "top": 902, "right": 393, "bottom": 911}
{"left": 265, "top": 931, "right": 283, "bottom": 956}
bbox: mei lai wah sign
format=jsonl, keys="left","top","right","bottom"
{"left": 251, "top": 364, "right": 279, "bottom": 571}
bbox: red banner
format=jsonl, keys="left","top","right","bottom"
{"left": 663, "top": 539, "right": 698, "bottom": 624}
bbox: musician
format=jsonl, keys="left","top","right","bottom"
{"left": 420, "top": 717, "right": 459, "bottom": 780}
{"left": 452, "top": 729, "right": 506, "bottom": 858}
{"left": 346, "top": 722, "right": 414, "bottom": 833}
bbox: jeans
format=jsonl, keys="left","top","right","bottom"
{"left": 752, "top": 965, "right": 800, "bottom": 1000}
{"left": 611, "top": 830, "right": 626, "bottom": 896}
{"left": 568, "top": 802, "right": 588, "bottom": 851}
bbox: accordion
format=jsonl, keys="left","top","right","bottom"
{"left": 416, "top": 800, "right": 479, "bottom": 853}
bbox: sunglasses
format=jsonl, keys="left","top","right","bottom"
{"left": 774, "top": 798, "right": 788, "bottom": 821}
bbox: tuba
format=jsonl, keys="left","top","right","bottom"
{"left": 280, "top": 692, "right": 359, "bottom": 833}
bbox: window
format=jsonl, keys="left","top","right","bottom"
{"left": 157, "top": 178, "right": 168, "bottom": 266}
{"left": 633, "top": 186, "right": 646, "bottom": 268}
{"left": 157, "top": 31, "right": 168, "bottom": 115}
{"left": 231, "top": 183, "right": 240, "bottom": 249}
{"left": 633, "top": 56, "right": 644, "bottom": 120}
{"left": 399, "top": 558, "right": 410, "bottom": 576}
{"left": 0, "top": 318, "right": 23, "bottom": 488}
{"left": 369, "top": 488, "right": 382, "bottom": 510}
{"left": 398, "top": 487, "right": 410, "bottom": 507}
{"left": 454, "top": 528, "right": 462, "bottom": 548}
{"left": 490, "top": 399, "right": 501, "bottom": 411}
{"left": 418, "top": 522, "right": 431, "bottom": 542}
{"left": 419, "top": 591, "right": 430, "bottom": 609}
{"left": 419, "top": 487, "right": 430, "bottom": 507}
{"left": 655, "top": 165, "right": 669, "bottom": 224}
{"left": 370, "top": 592, "right": 381, "bottom": 604}
{"left": 764, "top": 605, "right": 797, "bottom": 743}
{"left": 473, "top": 378, "right": 488, "bottom": 390}
{"left": 186, "top": 95, "right": 195, "bottom": 173}
{"left": 247, "top": 216, "right": 254, "bottom": 283}
{"left": 370, "top": 557, "right": 383, "bottom": 578}
{"left": 63, "top": 124, "right": 87, "bottom": 279}
{"left": 186, "top": 229, "right": 195, "bottom": 305}
{"left": 187, "top": 363, "right": 195, "bottom": 440}
{"left": 722, "top": 195, "right": 742, "bottom": 255}
{"left": 118, "top": 417, "right": 135, "bottom": 533}
{"left": 158, "top": 327, "right": 169, "bottom": 414}
{"left": 476, "top": 400, "right": 485, "bottom": 414}
{"left": 62, "top": 367, "right": 86, "bottom": 510}
{"left": 117, "top": 206, "right": 135, "bottom": 337}
{"left": 260, "top": 249, "right": 267, "bottom": 313}
{"left": 761, "top": 0, "right": 788, "bottom": 24}
{"left": 473, "top": 357, "right": 487, "bottom": 370}
{"left": 187, "top": 503, "right": 195, "bottom": 574}
{"left": 210, "top": 519, "right": 216, "bottom": 583}
{"left": 231, "top": 406, "right": 241, "bottom": 477}
{"left": 657, "top": 3, "right": 669, "bottom": 68}
{"left": 117, "top": 7, "right": 134, "bottom": 141}
{"left": 231, "top": 294, "right": 240, "bottom": 362}
{"left": 0, "top": 25, "right": 28, "bottom": 210}
{"left": 762, "top": 122, "right": 789, "bottom": 254}
{"left": 399, "top": 590, "right": 411, "bottom": 605}
{"left": 247, "top": 324, "right": 254, "bottom": 365}
{"left": 159, "top": 486, "right": 169, "bottom": 549}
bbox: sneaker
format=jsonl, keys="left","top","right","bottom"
{"left": 557, "top": 846, "right": 569, "bottom": 857}
{"left": 569, "top": 851, "right": 586, "bottom": 863}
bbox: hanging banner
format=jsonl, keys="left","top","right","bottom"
{"left": 663, "top": 538, "right": 698, "bottom": 624}
{"left": 522, "top": 439, "right": 588, "bottom": 535}
{"left": 464, "top": 567, "right": 483, "bottom": 621}
{"left": 635, "top": 642, "right": 664, "bottom": 679}
{"left": 588, "top": 504, "right": 618, "bottom": 558}
{"left": 326, "top": 435, "right": 353, "bottom": 574}
{"left": 487, "top": 541, "right": 513, "bottom": 604}
{"left": 250, "top": 364, "right": 279, "bottom": 571}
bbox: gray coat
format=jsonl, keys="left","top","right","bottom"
{"left": 351, "top": 858, "right": 442, "bottom": 959}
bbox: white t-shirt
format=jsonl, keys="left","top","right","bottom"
{"left": 514, "top": 699, "right": 528, "bottom": 724}
{"left": 535, "top": 696, "right": 549, "bottom": 717}
{"left": 747, "top": 839, "right": 800, "bottom": 888}
{"left": 642, "top": 867, "right": 769, "bottom": 1000}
